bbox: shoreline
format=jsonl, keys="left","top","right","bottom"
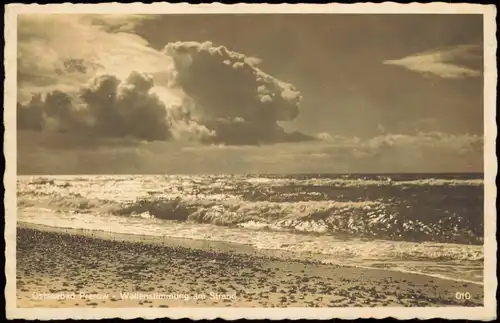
{"left": 17, "top": 221, "right": 484, "bottom": 286}
{"left": 16, "top": 222, "right": 484, "bottom": 307}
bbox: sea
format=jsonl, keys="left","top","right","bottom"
{"left": 17, "top": 173, "right": 484, "bottom": 284}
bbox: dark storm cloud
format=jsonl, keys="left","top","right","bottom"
{"left": 18, "top": 71, "right": 172, "bottom": 141}
{"left": 81, "top": 71, "right": 171, "bottom": 140}
{"left": 17, "top": 91, "right": 89, "bottom": 133}
{"left": 17, "top": 95, "right": 44, "bottom": 131}
{"left": 163, "top": 41, "right": 314, "bottom": 144}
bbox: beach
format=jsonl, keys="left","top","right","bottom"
{"left": 16, "top": 223, "right": 483, "bottom": 308}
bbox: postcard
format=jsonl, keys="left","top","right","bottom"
{"left": 4, "top": 2, "right": 497, "bottom": 320}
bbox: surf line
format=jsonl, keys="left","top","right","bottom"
{"left": 341, "top": 264, "right": 484, "bottom": 286}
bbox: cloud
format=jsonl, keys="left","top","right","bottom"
{"left": 163, "top": 41, "right": 313, "bottom": 145}
{"left": 365, "top": 132, "right": 483, "bottom": 154}
{"left": 18, "top": 71, "right": 172, "bottom": 141}
{"left": 18, "top": 17, "right": 314, "bottom": 145}
{"left": 81, "top": 71, "right": 172, "bottom": 140}
{"left": 17, "top": 131, "right": 483, "bottom": 174}
{"left": 17, "top": 14, "right": 174, "bottom": 102}
{"left": 17, "top": 96, "right": 44, "bottom": 132}
{"left": 383, "top": 44, "right": 482, "bottom": 79}
{"left": 18, "top": 91, "right": 89, "bottom": 133}
{"left": 316, "top": 132, "right": 362, "bottom": 146}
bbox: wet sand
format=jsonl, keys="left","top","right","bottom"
{"left": 16, "top": 223, "right": 483, "bottom": 308}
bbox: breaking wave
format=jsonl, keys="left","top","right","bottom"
{"left": 108, "top": 197, "right": 482, "bottom": 245}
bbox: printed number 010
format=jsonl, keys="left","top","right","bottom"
{"left": 455, "top": 292, "right": 471, "bottom": 300}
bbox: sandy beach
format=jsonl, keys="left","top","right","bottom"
{"left": 16, "top": 223, "right": 483, "bottom": 308}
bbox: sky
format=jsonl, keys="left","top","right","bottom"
{"left": 16, "top": 14, "right": 484, "bottom": 174}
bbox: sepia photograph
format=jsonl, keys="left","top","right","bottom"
{"left": 4, "top": 3, "right": 497, "bottom": 320}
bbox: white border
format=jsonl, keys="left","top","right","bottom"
{"left": 4, "top": 3, "right": 497, "bottom": 320}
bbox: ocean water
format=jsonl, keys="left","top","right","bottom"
{"left": 17, "top": 173, "right": 484, "bottom": 284}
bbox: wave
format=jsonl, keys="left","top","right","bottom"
{"left": 18, "top": 191, "right": 483, "bottom": 245}
{"left": 115, "top": 197, "right": 483, "bottom": 244}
